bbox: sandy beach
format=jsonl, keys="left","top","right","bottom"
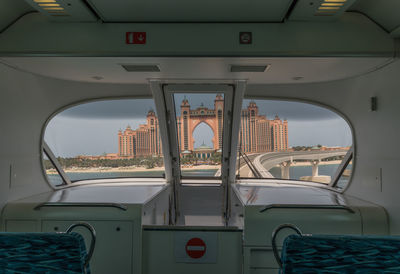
{"left": 47, "top": 164, "right": 218, "bottom": 174}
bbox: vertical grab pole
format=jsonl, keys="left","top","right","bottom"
{"left": 225, "top": 81, "right": 246, "bottom": 225}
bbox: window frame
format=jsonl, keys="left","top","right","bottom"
{"left": 40, "top": 96, "right": 168, "bottom": 189}
{"left": 162, "top": 85, "right": 234, "bottom": 182}
{"left": 235, "top": 96, "right": 355, "bottom": 192}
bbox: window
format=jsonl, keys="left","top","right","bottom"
{"left": 173, "top": 93, "right": 225, "bottom": 178}
{"left": 43, "top": 99, "right": 165, "bottom": 185}
{"left": 236, "top": 99, "right": 353, "bottom": 188}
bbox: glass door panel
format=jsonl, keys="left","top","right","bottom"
{"left": 173, "top": 93, "right": 225, "bottom": 178}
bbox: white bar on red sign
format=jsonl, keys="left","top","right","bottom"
{"left": 174, "top": 232, "right": 218, "bottom": 264}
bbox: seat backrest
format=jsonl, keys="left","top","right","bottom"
{"left": 281, "top": 234, "right": 400, "bottom": 273}
{"left": 0, "top": 232, "right": 90, "bottom": 274}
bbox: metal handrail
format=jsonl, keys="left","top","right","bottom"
{"left": 34, "top": 202, "right": 128, "bottom": 211}
{"left": 271, "top": 223, "right": 303, "bottom": 269}
{"left": 66, "top": 222, "right": 96, "bottom": 272}
{"left": 259, "top": 204, "right": 355, "bottom": 214}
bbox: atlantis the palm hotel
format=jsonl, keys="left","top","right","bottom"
{"left": 117, "top": 95, "right": 289, "bottom": 159}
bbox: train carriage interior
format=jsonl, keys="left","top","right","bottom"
{"left": 1, "top": 0, "right": 400, "bottom": 273}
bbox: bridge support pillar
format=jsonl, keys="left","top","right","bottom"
{"left": 280, "top": 161, "right": 291, "bottom": 179}
{"left": 311, "top": 160, "right": 320, "bottom": 177}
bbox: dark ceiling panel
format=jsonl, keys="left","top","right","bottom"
{"left": 0, "top": 0, "right": 35, "bottom": 33}
{"left": 350, "top": 0, "right": 400, "bottom": 32}
{"left": 87, "top": 0, "right": 294, "bottom": 22}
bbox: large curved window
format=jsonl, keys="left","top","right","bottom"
{"left": 236, "top": 99, "right": 353, "bottom": 189}
{"left": 43, "top": 99, "right": 165, "bottom": 186}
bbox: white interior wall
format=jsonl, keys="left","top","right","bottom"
{"left": 0, "top": 63, "right": 151, "bottom": 210}
{"left": 1, "top": 58, "right": 400, "bottom": 234}
{"left": 247, "top": 59, "right": 400, "bottom": 234}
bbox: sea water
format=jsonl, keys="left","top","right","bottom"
{"left": 47, "top": 164, "right": 351, "bottom": 187}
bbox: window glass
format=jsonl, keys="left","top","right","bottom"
{"left": 173, "top": 93, "right": 224, "bottom": 177}
{"left": 236, "top": 99, "right": 352, "bottom": 187}
{"left": 44, "top": 99, "right": 165, "bottom": 183}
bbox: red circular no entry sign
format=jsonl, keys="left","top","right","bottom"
{"left": 185, "top": 237, "right": 206, "bottom": 259}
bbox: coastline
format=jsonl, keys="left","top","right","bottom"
{"left": 47, "top": 164, "right": 218, "bottom": 174}
{"left": 46, "top": 160, "right": 342, "bottom": 174}
{"left": 284, "top": 160, "right": 342, "bottom": 167}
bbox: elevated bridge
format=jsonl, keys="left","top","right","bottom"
{"left": 238, "top": 150, "right": 348, "bottom": 181}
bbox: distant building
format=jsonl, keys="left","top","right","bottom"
{"left": 76, "top": 153, "right": 119, "bottom": 160}
{"left": 176, "top": 94, "right": 224, "bottom": 152}
{"left": 118, "top": 96, "right": 289, "bottom": 158}
{"left": 192, "top": 142, "right": 215, "bottom": 159}
{"left": 240, "top": 101, "right": 288, "bottom": 153}
{"left": 118, "top": 110, "right": 162, "bottom": 158}
{"left": 320, "top": 146, "right": 351, "bottom": 151}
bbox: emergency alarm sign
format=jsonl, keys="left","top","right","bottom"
{"left": 126, "top": 32, "right": 146, "bottom": 44}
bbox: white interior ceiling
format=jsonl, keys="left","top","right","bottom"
{"left": 0, "top": 57, "right": 392, "bottom": 84}
{"left": 86, "top": 0, "right": 294, "bottom": 22}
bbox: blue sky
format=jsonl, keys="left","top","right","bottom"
{"left": 45, "top": 97, "right": 352, "bottom": 157}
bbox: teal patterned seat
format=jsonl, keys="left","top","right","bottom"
{"left": 0, "top": 232, "right": 90, "bottom": 274}
{"left": 281, "top": 234, "right": 400, "bottom": 273}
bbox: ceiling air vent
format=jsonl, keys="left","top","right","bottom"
{"left": 289, "top": 0, "right": 355, "bottom": 21}
{"left": 230, "top": 65, "right": 270, "bottom": 73}
{"left": 25, "top": 0, "right": 97, "bottom": 21}
{"left": 315, "top": 0, "right": 347, "bottom": 16}
{"left": 121, "top": 64, "right": 161, "bottom": 72}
